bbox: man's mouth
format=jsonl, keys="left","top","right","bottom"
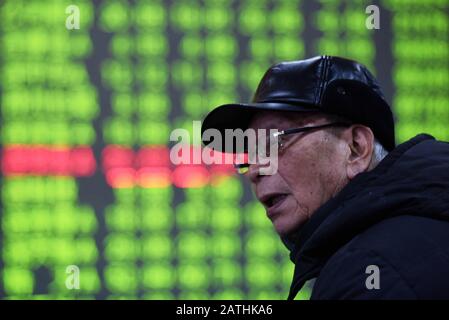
{"left": 260, "top": 193, "right": 288, "bottom": 213}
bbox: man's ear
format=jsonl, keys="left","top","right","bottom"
{"left": 345, "top": 125, "right": 375, "bottom": 180}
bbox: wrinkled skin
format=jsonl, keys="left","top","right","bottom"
{"left": 247, "top": 111, "right": 375, "bottom": 237}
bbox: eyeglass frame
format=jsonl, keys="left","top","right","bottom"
{"left": 234, "top": 121, "right": 352, "bottom": 175}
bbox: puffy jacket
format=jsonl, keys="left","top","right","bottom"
{"left": 284, "top": 134, "right": 449, "bottom": 299}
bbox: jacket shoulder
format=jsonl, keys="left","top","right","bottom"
{"left": 311, "top": 215, "right": 449, "bottom": 299}
{"left": 345, "top": 215, "right": 449, "bottom": 269}
{"left": 311, "top": 246, "right": 417, "bottom": 299}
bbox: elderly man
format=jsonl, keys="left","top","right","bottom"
{"left": 201, "top": 56, "right": 449, "bottom": 299}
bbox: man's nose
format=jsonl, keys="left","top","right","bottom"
{"left": 247, "top": 162, "right": 263, "bottom": 184}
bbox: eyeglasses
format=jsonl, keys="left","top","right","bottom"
{"left": 234, "top": 122, "right": 352, "bottom": 175}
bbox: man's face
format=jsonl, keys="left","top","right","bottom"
{"left": 247, "top": 111, "right": 350, "bottom": 237}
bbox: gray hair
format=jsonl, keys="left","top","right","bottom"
{"left": 371, "top": 138, "right": 389, "bottom": 167}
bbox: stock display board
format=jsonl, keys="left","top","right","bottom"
{"left": 0, "top": 0, "right": 448, "bottom": 299}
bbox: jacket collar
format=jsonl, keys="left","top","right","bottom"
{"left": 286, "top": 133, "right": 435, "bottom": 299}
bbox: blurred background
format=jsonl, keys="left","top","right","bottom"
{"left": 0, "top": 0, "right": 448, "bottom": 299}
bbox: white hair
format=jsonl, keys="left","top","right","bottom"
{"left": 371, "top": 138, "right": 389, "bottom": 167}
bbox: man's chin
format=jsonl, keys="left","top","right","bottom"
{"left": 272, "top": 216, "right": 307, "bottom": 238}
{"left": 273, "top": 223, "right": 298, "bottom": 238}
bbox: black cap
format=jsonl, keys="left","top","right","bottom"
{"left": 201, "top": 55, "right": 395, "bottom": 152}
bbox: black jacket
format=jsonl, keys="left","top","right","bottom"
{"left": 284, "top": 134, "right": 449, "bottom": 299}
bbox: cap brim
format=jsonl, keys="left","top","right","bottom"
{"left": 201, "top": 102, "right": 318, "bottom": 152}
